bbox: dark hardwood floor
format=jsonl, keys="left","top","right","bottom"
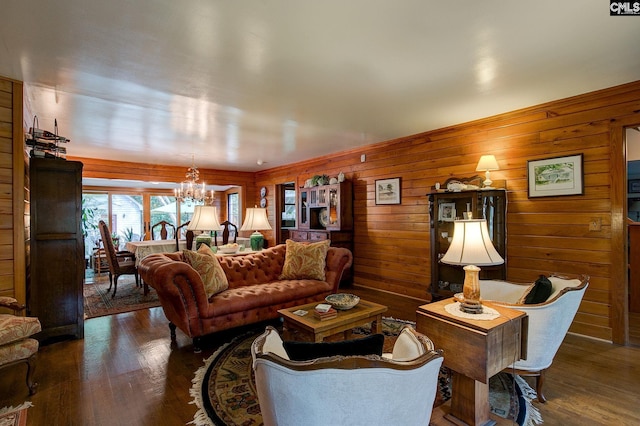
{"left": 1, "top": 285, "right": 639, "bottom": 425}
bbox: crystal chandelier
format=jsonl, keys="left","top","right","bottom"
{"left": 175, "top": 156, "right": 214, "bottom": 205}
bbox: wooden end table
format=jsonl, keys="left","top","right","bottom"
{"left": 416, "top": 299, "right": 528, "bottom": 426}
{"left": 278, "top": 299, "right": 388, "bottom": 342}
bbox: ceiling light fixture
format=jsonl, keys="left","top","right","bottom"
{"left": 175, "top": 155, "right": 214, "bottom": 206}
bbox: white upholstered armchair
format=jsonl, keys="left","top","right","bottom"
{"left": 251, "top": 325, "right": 444, "bottom": 426}
{"left": 480, "top": 274, "right": 589, "bottom": 402}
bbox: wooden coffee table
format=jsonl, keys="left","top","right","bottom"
{"left": 278, "top": 299, "right": 388, "bottom": 342}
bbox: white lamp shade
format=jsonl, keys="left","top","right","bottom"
{"left": 240, "top": 208, "right": 272, "bottom": 231}
{"left": 475, "top": 155, "right": 499, "bottom": 172}
{"left": 187, "top": 205, "right": 222, "bottom": 231}
{"left": 441, "top": 219, "right": 504, "bottom": 266}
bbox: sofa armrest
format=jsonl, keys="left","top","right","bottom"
{"left": 325, "top": 247, "right": 353, "bottom": 292}
{"left": 479, "top": 279, "right": 530, "bottom": 304}
{"left": 138, "top": 253, "right": 211, "bottom": 337}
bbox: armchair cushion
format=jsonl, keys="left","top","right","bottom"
{"left": 183, "top": 247, "right": 229, "bottom": 298}
{"left": 518, "top": 274, "right": 553, "bottom": 304}
{"left": 282, "top": 333, "right": 384, "bottom": 361}
{"left": 0, "top": 315, "right": 41, "bottom": 346}
{"left": 279, "top": 239, "right": 330, "bottom": 281}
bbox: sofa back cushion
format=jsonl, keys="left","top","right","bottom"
{"left": 217, "top": 244, "right": 288, "bottom": 288}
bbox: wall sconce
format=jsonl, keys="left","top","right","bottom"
{"left": 475, "top": 155, "right": 499, "bottom": 189}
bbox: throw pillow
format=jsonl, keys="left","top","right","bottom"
{"left": 279, "top": 239, "right": 330, "bottom": 281}
{"left": 183, "top": 248, "right": 229, "bottom": 298}
{"left": 283, "top": 333, "right": 385, "bottom": 361}
{"left": 519, "top": 274, "right": 553, "bottom": 304}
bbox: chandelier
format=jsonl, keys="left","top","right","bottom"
{"left": 174, "top": 156, "right": 214, "bottom": 205}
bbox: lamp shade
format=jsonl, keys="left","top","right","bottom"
{"left": 187, "top": 205, "right": 222, "bottom": 232}
{"left": 240, "top": 208, "right": 272, "bottom": 232}
{"left": 440, "top": 219, "right": 504, "bottom": 266}
{"left": 475, "top": 155, "right": 499, "bottom": 172}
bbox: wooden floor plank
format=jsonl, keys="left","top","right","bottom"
{"left": 0, "top": 286, "right": 639, "bottom": 425}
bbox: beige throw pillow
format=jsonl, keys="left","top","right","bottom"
{"left": 183, "top": 246, "right": 229, "bottom": 298}
{"left": 279, "top": 239, "right": 330, "bottom": 281}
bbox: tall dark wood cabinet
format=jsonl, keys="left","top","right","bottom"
{"left": 28, "top": 158, "right": 84, "bottom": 341}
{"left": 428, "top": 189, "right": 506, "bottom": 301}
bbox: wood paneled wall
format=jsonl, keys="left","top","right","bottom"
{"left": 0, "top": 77, "right": 25, "bottom": 305}
{"left": 257, "top": 80, "right": 640, "bottom": 343}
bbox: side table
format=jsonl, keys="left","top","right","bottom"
{"left": 416, "top": 299, "right": 528, "bottom": 426}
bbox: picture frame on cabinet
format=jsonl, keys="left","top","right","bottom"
{"left": 527, "top": 153, "right": 584, "bottom": 198}
{"left": 375, "top": 177, "right": 401, "bottom": 205}
{"left": 438, "top": 202, "right": 456, "bottom": 221}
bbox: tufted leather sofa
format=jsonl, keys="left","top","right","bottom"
{"left": 138, "top": 244, "right": 353, "bottom": 352}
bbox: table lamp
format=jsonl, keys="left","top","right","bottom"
{"left": 440, "top": 219, "right": 504, "bottom": 314}
{"left": 475, "top": 155, "right": 499, "bottom": 189}
{"left": 187, "top": 205, "right": 222, "bottom": 249}
{"left": 240, "top": 207, "right": 272, "bottom": 250}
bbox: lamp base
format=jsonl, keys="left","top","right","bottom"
{"left": 460, "top": 264, "right": 483, "bottom": 314}
{"left": 195, "top": 234, "right": 212, "bottom": 250}
{"left": 459, "top": 301, "right": 484, "bottom": 314}
{"left": 250, "top": 231, "right": 265, "bottom": 251}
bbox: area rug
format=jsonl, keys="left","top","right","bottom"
{"left": 83, "top": 275, "right": 160, "bottom": 319}
{"left": 0, "top": 402, "right": 31, "bottom": 426}
{"left": 189, "top": 318, "right": 542, "bottom": 426}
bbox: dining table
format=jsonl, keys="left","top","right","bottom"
{"left": 126, "top": 236, "right": 255, "bottom": 265}
{"left": 126, "top": 239, "right": 186, "bottom": 266}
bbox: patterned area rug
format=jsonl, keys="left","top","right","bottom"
{"left": 189, "top": 318, "right": 542, "bottom": 426}
{"left": 0, "top": 402, "right": 31, "bottom": 426}
{"left": 83, "top": 274, "right": 160, "bottom": 319}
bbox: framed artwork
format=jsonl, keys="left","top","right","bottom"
{"left": 527, "top": 154, "right": 584, "bottom": 198}
{"left": 438, "top": 202, "right": 456, "bottom": 222}
{"left": 375, "top": 177, "right": 401, "bottom": 205}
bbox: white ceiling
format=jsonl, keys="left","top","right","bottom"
{"left": 1, "top": 1, "right": 639, "bottom": 172}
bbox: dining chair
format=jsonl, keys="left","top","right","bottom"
{"left": 220, "top": 220, "right": 237, "bottom": 245}
{"left": 151, "top": 220, "right": 176, "bottom": 240}
{"left": 176, "top": 221, "right": 194, "bottom": 251}
{"left": 98, "top": 220, "right": 139, "bottom": 298}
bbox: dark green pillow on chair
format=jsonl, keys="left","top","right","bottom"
{"left": 283, "top": 333, "right": 385, "bottom": 361}
{"left": 524, "top": 275, "right": 553, "bottom": 304}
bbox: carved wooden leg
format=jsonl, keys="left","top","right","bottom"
{"left": 111, "top": 275, "right": 119, "bottom": 298}
{"left": 536, "top": 370, "right": 547, "bottom": 403}
{"left": 169, "top": 322, "right": 177, "bottom": 342}
{"left": 26, "top": 354, "right": 38, "bottom": 395}
{"left": 107, "top": 272, "right": 113, "bottom": 292}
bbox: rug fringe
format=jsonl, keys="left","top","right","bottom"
{"left": 187, "top": 342, "right": 231, "bottom": 426}
{"left": 515, "top": 375, "right": 544, "bottom": 425}
{"left": 0, "top": 401, "right": 33, "bottom": 416}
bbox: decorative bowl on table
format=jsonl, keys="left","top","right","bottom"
{"left": 218, "top": 243, "right": 239, "bottom": 254}
{"left": 325, "top": 293, "right": 360, "bottom": 310}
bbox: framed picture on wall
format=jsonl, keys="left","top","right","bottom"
{"left": 375, "top": 177, "right": 401, "bottom": 205}
{"left": 438, "top": 202, "right": 456, "bottom": 222}
{"left": 527, "top": 154, "right": 584, "bottom": 198}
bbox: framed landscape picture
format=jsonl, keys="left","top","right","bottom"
{"left": 527, "top": 154, "right": 584, "bottom": 198}
{"left": 375, "top": 177, "right": 401, "bottom": 205}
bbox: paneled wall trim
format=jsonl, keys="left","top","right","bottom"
{"left": 257, "top": 80, "right": 640, "bottom": 344}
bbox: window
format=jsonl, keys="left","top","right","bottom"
{"left": 282, "top": 183, "right": 296, "bottom": 228}
{"left": 228, "top": 192, "right": 239, "bottom": 226}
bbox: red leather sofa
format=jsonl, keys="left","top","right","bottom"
{"left": 138, "top": 244, "right": 353, "bottom": 351}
